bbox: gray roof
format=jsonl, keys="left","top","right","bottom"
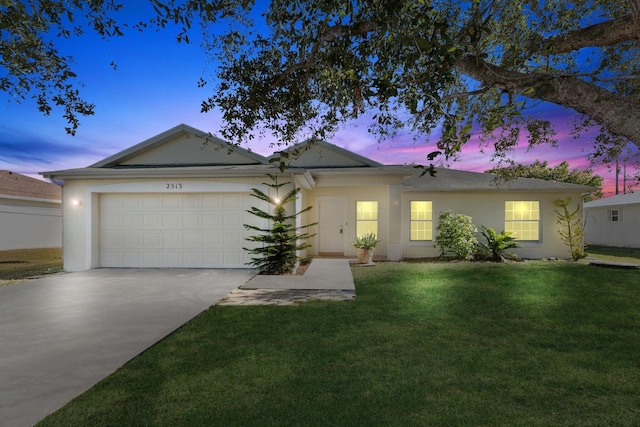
{"left": 41, "top": 164, "right": 409, "bottom": 179}
{"left": 0, "top": 170, "right": 61, "bottom": 200}
{"left": 403, "top": 167, "right": 597, "bottom": 192}
{"left": 38, "top": 121, "right": 597, "bottom": 194}
{"left": 41, "top": 163, "right": 597, "bottom": 194}
{"left": 584, "top": 191, "right": 640, "bottom": 208}
{"left": 41, "top": 164, "right": 284, "bottom": 179}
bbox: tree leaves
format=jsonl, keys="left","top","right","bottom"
{"left": 3, "top": 0, "right": 639, "bottom": 183}
{"left": 486, "top": 160, "right": 604, "bottom": 200}
{"left": 192, "top": 0, "right": 639, "bottom": 177}
{"left": 1, "top": 0, "right": 122, "bottom": 134}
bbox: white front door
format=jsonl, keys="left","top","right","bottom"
{"left": 318, "top": 198, "right": 347, "bottom": 254}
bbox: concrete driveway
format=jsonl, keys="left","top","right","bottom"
{"left": 0, "top": 268, "right": 255, "bottom": 427}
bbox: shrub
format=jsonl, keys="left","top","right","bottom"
{"left": 477, "top": 226, "right": 520, "bottom": 262}
{"left": 435, "top": 211, "right": 478, "bottom": 260}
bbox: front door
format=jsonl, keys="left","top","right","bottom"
{"left": 318, "top": 198, "right": 347, "bottom": 254}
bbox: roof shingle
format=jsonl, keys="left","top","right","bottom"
{"left": 0, "top": 170, "right": 61, "bottom": 200}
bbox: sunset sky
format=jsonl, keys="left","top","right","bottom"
{"left": 0, "top": 5, "right": 634, "bottom": 196}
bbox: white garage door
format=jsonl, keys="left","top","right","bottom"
{"left": 100, "top": 193, "right": 263, "bottom": 268}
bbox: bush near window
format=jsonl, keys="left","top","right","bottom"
{"left": 435, "top": 211, "right": 478, "bottom": 260}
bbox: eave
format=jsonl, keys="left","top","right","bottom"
{"left": 0, "top": 194, "right": 62, "bottom": 204}
{"left": 41, "top": 165, "right": 293, "bottom": 180}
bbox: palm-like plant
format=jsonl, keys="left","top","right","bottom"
{"left": 352, "top": 233, "right": 379, "bottom": 250}
{"left": 477, "top": 226, "right": 520, "bottom": 262}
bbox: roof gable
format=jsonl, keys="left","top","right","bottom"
{"left": 92, "top": 124, "right": 267, "bottom": 167}
{"left": 268, "top": 140, "right": 382, "bottom": 168}
{"left": 0, "top": 170, "right": 61, "bottom": 200}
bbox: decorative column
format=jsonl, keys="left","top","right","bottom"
{"left": 387, "top": 184, "right": 402, "bottom": 261}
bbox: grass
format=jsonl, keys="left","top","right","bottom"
{"left": 38, "top": 260, "right": 640, "bottom": 426}
{"left": 0, "top": 247, "right": 62, "bottom": 281}
{"left": 586, "top": 245, "right": 640, "bottom": 265}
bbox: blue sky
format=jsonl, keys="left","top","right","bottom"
{"left": 0, "top": 6, "right": 631, "bottom": 195}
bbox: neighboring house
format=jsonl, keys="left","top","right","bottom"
{"left": 584, "top": 192, "right": 640, "bottom": 248}
{"left": 41, "top": 124, "right": 594, "bottom": 271}
{"left": 0, "top": 170, "right": 62, "bottom": 250}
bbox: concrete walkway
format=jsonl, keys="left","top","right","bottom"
{"left": 218, "top": 259, "right": 357, "bottom": 305}
{"left": 243, "top": 258, "right": 356, "bottom": 290}
{"left": 586, "top": 257, "right": 640, "bottom": 269}
{"left": 0, "top": 268, "right": 255, "bottom": 427}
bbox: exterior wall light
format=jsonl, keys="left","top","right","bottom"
{"left": 71, "top": 199, "right": 82, "bottom": 207}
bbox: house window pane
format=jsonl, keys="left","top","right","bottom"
{"left": 410, "top": 201, "right": 433, "bottom": 241}
{"left": 356, "top": 201, "right": 378, "bottom": 237}
{"left": 608, "top": 209, "right": 620, "bottom": 222}
{"left": 505, "top": 201, "right": 540, "bottom": 241}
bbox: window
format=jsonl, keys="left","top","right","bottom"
{"left": 410, "top": 201, "right": 433, "bottom": 241}
{"left": 608, "top": 209, "right": 620, "bottom": 222}
{"left": 356, "top": 201, "right": 378, "bottom": 237}
{"left": 505, "top": 201, "right": 540, "bottom": 241}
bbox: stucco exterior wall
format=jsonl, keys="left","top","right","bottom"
{"left": 400, "top": 191, "right": 585, "bottom": 260}
{"left": 0, "top": 197, "right": 61, "bottom": 250}
{"left": 301, "top": 188, "right": 586, "bottom": 261}
{"left": 303, "top": 185, "right": 390, "bottom": 257}
{"left": 60, "top": 172, "right": 589, "bottom": 270}
{"left": 291, "top": 186, "right": 587, "bottom": 261}
{"left": 584, "top": 205, "right": 640, "bottom": 248}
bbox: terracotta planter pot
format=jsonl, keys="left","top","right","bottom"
{"left": 356, "top": 248, "right": 374, "bottom": 264}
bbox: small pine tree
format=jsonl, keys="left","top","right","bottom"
{"left": 553, "top": 198, "right": 586, "bottom": 261}
{"left": 243, "top": 174, "right": 316, "bottom": 274}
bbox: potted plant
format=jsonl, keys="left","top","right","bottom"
{"left": 353, "top": 232, "right": 379, "bottom": 264}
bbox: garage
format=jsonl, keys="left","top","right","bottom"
{"left": 100, "top": 193, "right": 261, "bottom": 268}
{"left": 40, "top": 125, "right": 283, "bottom": 271}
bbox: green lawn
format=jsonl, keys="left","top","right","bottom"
{"left": 39, "top": 261, "right": 640, "bottom": 426}
{"left": 0, "top": 247, "right": 62, "bottom": 281}
{"left": 41, "top": 262, "right": 640, "bottom": 426}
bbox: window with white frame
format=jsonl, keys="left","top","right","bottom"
{"left": 410, "top": 201, "right": 433, "bottom": 241}
{"left": 505, "top": 201, "right": 540, "bottom": 241}
{"left": 356, "top": 201, "right": 378, "bottom": 237}
{"left": 608, "top": 209, "right": 620, "bottom": 222}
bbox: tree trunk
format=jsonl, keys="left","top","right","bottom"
{"left": 455, "top": 55, "right": 640, "bottom": 147}
{"left": 631, "top": 0, "right": 640, "bottom": 23}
